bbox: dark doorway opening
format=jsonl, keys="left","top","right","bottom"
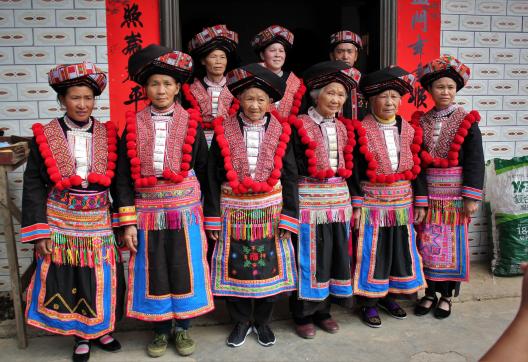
{"left": 179, "top": 0, "right": 381, "bottom": 77}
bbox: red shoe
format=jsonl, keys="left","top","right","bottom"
{"left": 315, "top": 318, "right": 339, "bottom": 334}
{"left": 295, "top": 323, "right": 316, "bottom": 339}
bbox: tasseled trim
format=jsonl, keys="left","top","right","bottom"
{"left": 300, "top": 206, "right": 352, "bottom": 225}
{"left": 225, "top": 203, "right": 282, "bottom": 241}
{"left": 136, "top": 205, "right": 202, "bottom": 231}
{"left": 50, "top": 233, "right": 116, "bottom": 267}
{"left": 426, "top": 198, "right": 466, "bottom": 225}
{"left": 361, "top": 206, "right": 412, "bottom": 227}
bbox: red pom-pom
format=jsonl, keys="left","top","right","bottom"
{"left": 470, "top": 110, "right": 481, "bottom": 122}
{"left": 267, "top": 177, "right": 279, "bottom": 186}
{"left": 345, "top": 161, "right": 353, "bottom": 169}
{"left": 412, "top": 165, "right": 422, "bottom": 174}
{"left": 305, "top": 149, "right": 315, "bottom": 158}
{"left": 325, "top": 169, "right": 334, "bottom": 178}
{"left": 386, "top": 175, "right": 395, "bottom": 184}
{"left": 357, "top": 128, "right": 366, "bottom": 137}
{"left": 338, "top": 168, "right": 347, "bottom": 177}
{"left": 368, "top": 160, "right": 378, "bottom": 170}
{"left": 41, "top": 149, "right": 52, "bottom": 159}
{"left": 125, "top": 133, "right": 136, "bottom": 141}
{"left": 411, "top": 144, "right": 421, "bottom": 153}
{"left": 130, "top": 157, "right": 140, "bottom": 166}
{"left": 242, "top": 177, "right": 253, "bottom": 189}
{"left": 108, "top": 153, "right": 117, "bottom": 162}
{"left": 279, "top": 134, "right": 289, "bottom": 142}
{"left": 54, "top": 183, "right": 64, "bottom": 191}
{"left": 358, "top": 136, "right": 367, "bottom": 145}
{"left": 454, "top": 135, "right": 464, "bottom": 144}
{"left": 274, "top": 158, "right": 283, "bottom": 169}
{"left": 276, "top": 147, "right": 285, "bottom": 157}
{"left": 108, "top": 144, "right": 117, "bottom": 153}
{"left": 171, "top": 174, "right": 183, "bottom": 183}
{"left": 448, "top": 151, "right": 458, "bottom": 160}
{"left": 261, "top": 183, "right": 272, "bottom": 193}
{"left": 61, "top": 178, "right": 71, "bottom": 189}
{"left": 48, "top": 166, "right": 59, "bottom": 175}
{"left": 414, "top": 137, "right": 423, "bottom": 145}
{"left": 226, "top": 170, "right": 237, "bottom": 181}
{"left": 376, "top": 174, "right": 386, "bottom": 183}
{"left": 181, "top": 162, "right": 190, "bottom": 171}
{"left": 365, "top": 153, "right": 374, "bottom": 162}
{"left": 359, "top": 145, "right": 368, "bottom": 154}
{"left": 294, "top": 119, "right": 303, "bottom": 129}
{"left": 291, "top": 106, "right": 299, "bottom": 114}
{"left": 449, "top": 159, "right": 458, "bottom": 167}
{"left": 308, "top": 141, "right": 317, "bottom": 150}
{"left": 344, "top": 145, "right": 353, "bottom": 153}
{"left": 344, "top": 153, "right": 353, "bottom": 161}
{"left": 308, "top": 166, "right": 317, "bottom": 175}
{"left": 44, "top": 157, "right": 55, "bottom": 167}
{"left": 185, "top": 136, "right": 195, "bottom": 144}
{"left": 221, "top": 148, "right": 231, "bottom": 157}
{"left": 316, "top": 170, "right": 326, "bottom": 179}
{"left": 134, "top": 178, "right": 143, "bottom": 188}
{"left": 461, "top": 120, "right": 471, "bottom": 130}
{"left": 182, "top": 144, "right": 193, "bottom": 154}
{"left": 188, "top": 120, "right": 198, "bottom": 129}
{"left": 106, "top": 170, "right": 115, "bottom": 178}
{"left": 439, "top": 160, "right": 448, "bottom": 168}
{"left": 36, "top": 135, "right": 46, "bottom": 144}
{"left": 404, "top": 170, "right": 414, "bottom": 180}
{"left": 251, "top": 182, "right": 262, "bottom": 193}
{"left": 298, "top": 128, "right": 308, "bottom": 138}
{"left": 88, "top": 173, "right": 99, "bottom": 183}
{"left": 271, "top": 169, "right": 281, "bottom": 179}
{"left": 238, "top": 184, "right": 249, "bottom": 193}
{"left": 293, "top": 99, "right": 302, "bottom": 107}
{"left": 127, "top": 149, "right": 137, "bottom": 158}
{"left": 70, "top": 175, "right": 83, "bottom": 186}
{"left": 180, "top": 170, "right": 189, "bottom": 178}
{"left": 366, "top": 170, "right": 376, "bottom": 179}
{"left": 451, "top": 143, "right": 461, "bottom": 151}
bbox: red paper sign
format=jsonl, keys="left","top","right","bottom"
{"left": 396, "top": 0, "right": 441, "bottom": 120}
{"left": 105, "top": 0, "right": 160, "bottom": 132}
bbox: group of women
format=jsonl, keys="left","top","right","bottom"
{"left": 20, "top": 24, "right": 484, "bottom": 361}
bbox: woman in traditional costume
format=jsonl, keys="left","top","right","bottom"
{"left": 22, "top": 62, "right": 122, "bottom": 362}
{"left": 412, "top": 55, "right": 484, "bottom": 319}
{"left": 204, "top": 63, "right": 298, "bottom": 348}
{"left": 288, "top": 60, "right": 359, "bottom": 339}
{"left": 113, "top": 44, "right": 214, "bottom": 358}
{"left": 183, "top": 24, "right": 239, "bottom": 146}
{"left": 250, "top": 25, "right": 305, "bottom": 121}
{"left": 352, "top": 66, "right": 427, "bottom": 328}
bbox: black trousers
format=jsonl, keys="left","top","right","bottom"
{"left": 226, "top": 297, "right": 275, "bottom": 325}
{"left": 425, "top": 280, "right": 461, "bottom": 298}
{"left": 356, "top": 295, "right": 395, "bottom": 308}
{"left": 290, "top": 295, "right": 332, "bottom": 325}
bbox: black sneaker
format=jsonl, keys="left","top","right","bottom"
{"left": 253, "top": 324, "right": 276, "bottom": 347}
{"left": 226, "top": 322, "right": 252, "bottom": 347}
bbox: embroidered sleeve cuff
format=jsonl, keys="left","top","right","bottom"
{"left": 414, "top": 196, "right": 428, "bottom": 207}
{"left": 462, "top": 186, "right": 483, "bottom": 201}
{"left": 112, "top": 206, "right": 137, "bottom": 227}
{"left": 204, "top": 216, "right": 222, "bottom": 231}
{"left": 20, "top": 223, "right": 50, "bottom": 243}
{"left": 278, "top": 214, "right": 299, "bottom": 234}
{"left": 351, "top": 196, "right": 364, "bottom": 207}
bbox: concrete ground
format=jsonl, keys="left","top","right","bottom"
{"left": 0, "top": 262, "right": 523, "bottom": 362}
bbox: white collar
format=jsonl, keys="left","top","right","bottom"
{"left": 308, "top": 107, "right": 335, "bottom": 125}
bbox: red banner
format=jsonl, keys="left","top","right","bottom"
{"left": 105, "top": 0, "right": 160, "bottom": 132}
{"left": 396, "top": 0, "right": 441, "bottom": 120}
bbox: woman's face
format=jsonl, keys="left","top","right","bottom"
{"left": 429, "top": 76, "right": 457, "bottom": 109}
{"left": 59, "top": 85, "right": 95, "bottom": 122}
{"left": 201, "top": 49, "right": 228, "bottom": 78}
{"left": 315, "top": 82, "right": 347, "bottom": 118}
{"left": 145, "top": 73, "right": 180, "bottom": 109}
{"left": 260, "top": 42, "right": 286, "bottom": 73}
{"left": 239, "top": 87, "right": 270, "bottom": 122}
{"left": 370, "top": 89, "right": 402, "bottom": 119}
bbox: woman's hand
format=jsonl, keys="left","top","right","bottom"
{"left": 206, "top": 230, "right": 219, "bottom": 241}
{"left": 414, "top": 207, "right": 426, "bottom": 224}
{"left": 353, "top": 208, "right": 361, "bottom": 230}
{"left": 35, "top": 238, "right": 52, "bottom": 255}
{"left": 122, "top": 225, "right": 138, "bottom": 253}
{"left": 278, "top": 228, "right": 291, "bottom": 240}
{"left": 464, "top": 199, "right": 479, "bottom": 217}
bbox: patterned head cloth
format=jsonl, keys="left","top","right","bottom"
{"left": 188, "top": 24, "right": 239, "bottom": 59}
{"left": 303, "top": 60, "right": 361, "bottom": 94}
{"left": 359, "top": 65, "right": 415, "bottom": 99}
{"left": 329, "top": 30, "right": 363, "bottom": 51}
{"left": 420, "top": 55, "right": 470, "bottom": 91}
{"left": 226, "top": 63, "right": 285, "bottom": 102}
{"left": 250, "top": 25, "right": 294, "bottom": 52}
{"left": 128, "top": 44, "right": 193, "bottom": 86}
{"left": 48, "top": 61, "right": 107, "bottom": 96}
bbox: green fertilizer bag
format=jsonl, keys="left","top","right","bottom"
{"left": 486, "top": 156, "right": 528, "bottom": 276}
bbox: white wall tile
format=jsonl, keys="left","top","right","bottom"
{"left": 475, "top": 31, "right": 505, "bottom": 47}
{"left": 487, "top": 110, "right": 517, "bottom": 126}
{"left": 0, "top": 65, "right": 36, "bottom": 83}
{"left": 473, "top": 63, "right": 504, "bottom": 78}
{"left": 458, "top": 79, "right": 488, "bottom": 95}
{"left": 0, "top": 84, "right": 17, "bottom": 101}
{"left": 505, "top": 64, "right": 528, "bottom": 79}
{"left": 0, "top": 10, "right": 15, "bottom": 27}
{"left": 454, "top": 95, "right": 473, "bottom": 110}
{"left": 507, "top": 1, "right": 528, "bottom": 16}
{"left": 474, "top": 95, "right": 503, "bottom": 109}
{"left": 38, "top": 100, "right": 64, "bottom": 119}
{"left": 55, "top": 45, "right": 96, "bottom": 63}
{"left": 518, "top": 80, "right": 528, "bottom": 95}
{"left": 35, "top": 64, "right": 50, "bottom": 82}
{"left": 0, "top": 0, "right": 31, "bottom": 9}
{"left": 33, "top": 27, "right": 75, "bottom": 45}
{"left": 524, "top": 16, "right": 528, "bottom": 32}
{"left": 0, "top": 101, "right": 38, "bottom": 119}
{"left": 0, "top": 120, "right": 20, "bottom": 136}
{"left": 488, "top": 79, "right": 518, "bottom": 95}
{"left": 32, "top": 0, "right": 73, "bottom": 8}
{"left": 443, "top": 31, "right": 475, "bottom": 47}
{"left": 517, "top": 111, "right": 528, "bottom": 125}
{"left": 14, "top": 9, "right": 55, "bottom": 27}
{"left": 17, "top": 82, "right": 54, "bottom": 100}
{"left": 520, "top": 49, "right": 528, "bottom": 63}
{"left": 0, "top": 46, "right": 14, "bottom": 64}
{"left": 476, "top": 1, "right": 507, "bottom": 15}
{"left": 490, "top": 48, "right": 520, "bottom": 63}
{"left": 485, "top": 141, "right": 515, "bottom": 159}
{"left": 442, "top": 14, "right": 460, "bottom": 30}
{"left": 18, "top": 119, "right": 35, "bottom": 136}
{"left": 74, "top": 0, "right": 105, "bottom": 8}
{"left": 459, "top": 47, "right": 490, "bottom": 63}
{"left": 13, "top": 46, "right": 55, "bottom": 64}
{"left": 491, "top": 16, "right": 523, "bottom": 31}
{"left": 506, "top": 33, "right": 528, "bottom": 48}
{"left": 56, "top": 9, "right": 96, "bottom": 27}
{"left": 460, "top": 15, "right": 491, "bottom": 31}
{"left": 0, "top": 28, "right": 33, "bottom": 45}
{"left": 480, "top": 126, "right": 502, "bottom": 140}
{"left": 75, "top": 27, "right": 106, "bottom": 45}
{"left": 91, "top": 98, "right": 109, "bottom": 117}
{"left": 95, "top": 45, "right": 107, "bottom": 63}
{"left": 515, "top": 141, "right": 528, "bottom": 156}
{"left": 502, "top": 127, "right": 528, "bottom": 143}
{"left": 504, "top": 96, "right": 528, "bottom": 110}
{"left": 443, "top": 0, "right": 476, "bottom": 15}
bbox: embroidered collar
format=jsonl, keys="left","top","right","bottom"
{"left": 204, "top": 76, "right": 226, "bottom": 88}
{"left": 64, "top": 114, "right": 92, "bottom": 131}
{"left": 151, "top": 103, "right": 175, "bottom": 116}
{"left": 373, "top": 114, "right": 396, "bottom": 125}
{"left": 240, "top": 113, "right": 267, "bottom": 127}
{"left": 308, "top": 107, "right": 334, "bottom": 125}
{"left": 432, "top": 103, "right": 457, "bottom": 119}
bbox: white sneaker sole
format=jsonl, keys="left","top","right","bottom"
{"left": 226, "top": 327, "right": 252, "bottom": 348}
{"left": 253, "top": 326, "right": 276, "bottom": 347}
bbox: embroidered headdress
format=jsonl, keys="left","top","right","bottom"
{"left": 48, "top": 61, "right": 107, "bottom": 96}
{"left": 329, "top": 30, "right": 362, "bottom": 51}
{"left": 419, "top": 55, "right": 470, "bottom": 91}
{"left": 303, "top": 60, "right": 361, "bottom": 94}
{"left": 250, "top": 25, "right": 294, "bottom": 52}
{"left": 359, "top": 65, "right": 415, "bottom": 98}
{"left": 226, "top": 63, "right": 285, "bottom": 102}
{"left": 188, "top": 24, "right": 239, "bottom": 58}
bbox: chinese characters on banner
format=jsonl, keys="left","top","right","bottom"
{"left": 105, "top": 0, "right": 160, "bottom": 132}
{"left": 396, "top": 0, "right": 440, "bottom": 119}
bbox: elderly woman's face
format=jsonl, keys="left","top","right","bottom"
{"left": 201, "top": 49, "right": 228, "bottom": 78}
{"left": 370, "top": 89, "right": 401, "bottom": 119}
{"left": 260, "top": 43, "right": 286, "bottom": 73}
{"left": 315, "top": 82, "right": 347, "bottom": 118}
{"left": 59, "top": 85, "right": 95, "bottom": 122}
{"left": 429, "top": 76, "right": 457, "bottom": 109}
{"left": 239, "top": 87, "right": 270, "bottom": 122}
{"left": 145, "top": 73, "right": 180, "bottom": 110}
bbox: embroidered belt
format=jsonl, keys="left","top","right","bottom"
{"left": 361, "top": 180, "right": 413, "bottom": 227}
{"left": 220, "top": 182, "right": 283, "bottom": 241}
{"left": 426, "top": 166, "right": 463, "bottom": 198}
{"left": 49, "top": 189, "right": 109, "bottom": 211}
{"left": 298, "top": 176, "right": 352, "bottom": 224}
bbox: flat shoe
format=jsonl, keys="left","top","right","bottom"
{"left": 434, "top": 297, "right": 452, "bottom": 319}
{"left": 414, "top": 295, "right": 438, "bottom": 316}
{"left": 315, "top": 318, "right": 339, "bottom": 334}
{"left": 94, "top": 334, "right": 121, "bottom": 352}
{"left": 295, "top": 323, "right": 316, "bottom": 339}
{"left": 360, "top": 307, "right": 381, "bottom": 328}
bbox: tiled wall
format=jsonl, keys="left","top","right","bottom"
{"left": 0, "top": 0, "right": 108, "bottom": 292}
{"left": 441, "top": 0, "right": 528, "bottom": 261}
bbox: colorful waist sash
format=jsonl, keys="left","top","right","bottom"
{"left": 46, "top": 189, "right": 115, "bottom": 267}
{"left": 298, "top": 176, "right": 352, "bottom": 224}
{"left": 426, "top": 166, "right": 466, "bottom": 225}
{"left": 135, "top": 171, "right": 202, "bottom": 231}
{"left": 220, "top": 182, "right": 283, "bottom": 241}
{"left": 361, "top": 181, "right": 413, "bottom": 227}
